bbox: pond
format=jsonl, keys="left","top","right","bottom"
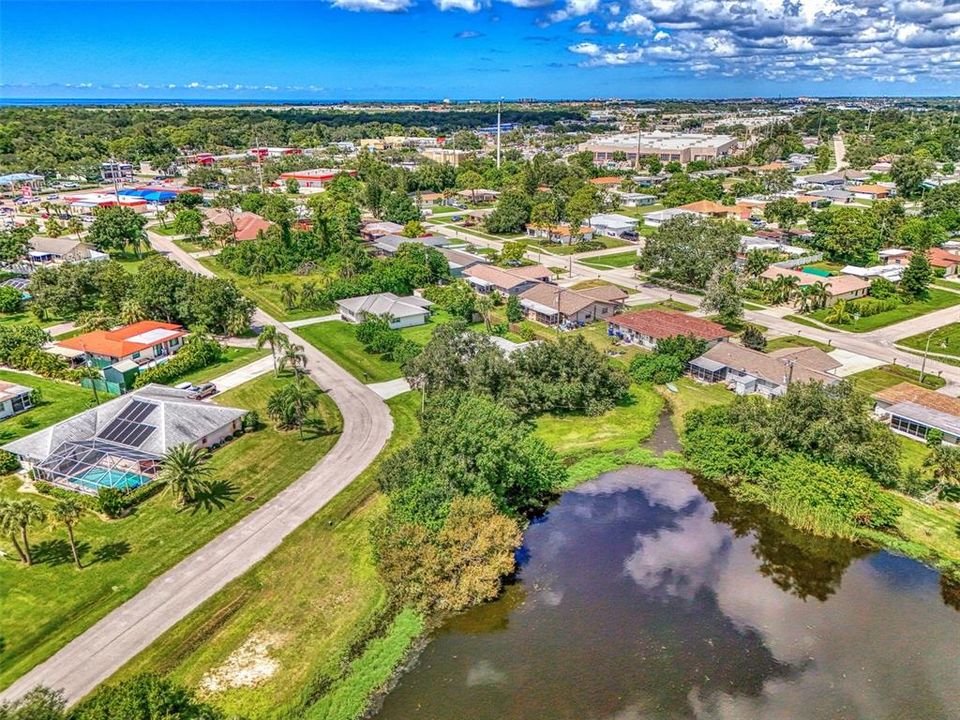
{"left": 373, "top": 442, "right": 960, "bottom": 719}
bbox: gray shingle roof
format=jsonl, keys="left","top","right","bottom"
{"left": 3, "top": 384, "right": 246, "bottom": 463}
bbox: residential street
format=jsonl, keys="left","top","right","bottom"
{"left": 427, "top": 222, "right": 960, "bottom": 391}
{"left": 0, "top": 231, "right": 395, "bottom": 705}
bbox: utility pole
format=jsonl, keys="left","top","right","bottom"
{"left": 496, "top": 98, "right": 502, "bottom": 169}
{"left": 254, "top": 136, "right": 264, "bottom": 193}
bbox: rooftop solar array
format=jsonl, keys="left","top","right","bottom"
{"left": 118, "top": 399, "right": 155, "bottom": 423}
{"left": 97, "top": 401, "right": 158, "bottom": 448}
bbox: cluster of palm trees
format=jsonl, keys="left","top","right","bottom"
{"left": 157, "top": 444, "right": 215, "bottom": 509}
{"left": 760, "top": 275, "right": 830, "bottom": 312}
{"left": 0, "top": 496, "right": 85, "bottom": 568}
{"left": 256, "top": 325, "right": 309, "bottom": 378}
{"left": 278, "top": 281, "right": 321, "bottom": 312}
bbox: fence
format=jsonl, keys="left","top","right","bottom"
{"left": 773, "top": 253, "right": 824, "bottom": 270}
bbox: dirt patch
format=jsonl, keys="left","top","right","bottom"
{"left": 199, "top": 632, "right": 285, "bottom": 694}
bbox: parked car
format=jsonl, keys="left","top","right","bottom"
{"left": 175, "top": 381, "right": 197, "bottom": 392}
{"left": 193, "top": 382, "right": 217, "bottom": 399}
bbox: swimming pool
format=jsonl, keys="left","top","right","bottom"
{"left": 72, "top": 467, "right": 150, "bottom": 492}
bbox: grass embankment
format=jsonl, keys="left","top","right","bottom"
{"left": 808, "top": 288, "right": 960, "bottom": 332}
{"left": 535, "top": 384, "right": 681, "bottom": 486}
{"left": 0, "top": 369, "right": 95, "bottom": 443}
{"left": 666, "top": 375, "right": 960, "bottom": 579}
{"left": 177, "top": 347, "right": 271, "bottom": 385}
{"left": 198, "top": 257, "right": 333, "bottom": 322}
{"left": 898, "top": 322, "right": 960, "bottom": 359}
{"left": 765, "top": 335, "right": 834, "bottom": 353}
{"left": 0, "top": 372, "right": 342, "bottom": 689}
{"left": 297, "top": 311, "right": 455, "bottom": 383}
{"left": 848, "top": 364, "right": 946, "bottom": 394}
{"left": 111, "top": 392, "right": 422, "bottom": 720}
{"left": 578, "top": 251, "right": 640, "bottom": 269}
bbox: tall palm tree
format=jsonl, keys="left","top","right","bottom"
{"left": 256, "top": 325, "right": 288, "bottom": 377}
{"left": 157, "top": 444, "right": 214, "bottom": 509}
{"left": 279, "top": 342, "right": 308, "bottom": 378}
{"left": 51, "top": 497, "right": 85, "bottom": 569}
{"left": 73, "top": 365, "right": 102, "bottom": 405}
{"left": 67, "top": 216, "right": 84, "bottom": 241}
{"left": 476, "top": 294, "right": 495, "bottom": 332}
{"left": 808, "top": 281, "right": 830, "bottom": 311}
{"left": 0, "top": 499, "right": 28, "bottom": 563}
{"left": 10, "top": 499, "right": 45, "bottom": 566}
{"left": 300, "top": 281, "right": 319, "bottom": 310}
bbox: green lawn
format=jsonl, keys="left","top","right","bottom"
{"left": 568, "top": 322, "right": 643, "bottom": 365}
{"left": 659, "top": 377, "right": 734, "bottom": 433}
{"left": 808, "top": 289, "right": 960, "bottom": 333}
{"left": 173, "top": 238, "right": 207, "bottom": 254}
{"left": 0, "top": 372, "right": 342, "bottom": 690}
{"left": 177, "top": 347, "right": 271, "bottom": 386}
{"left": 151, "top": 225, "right": 181, "bottom": 237}
{"left": 765, "top": 335, "right": 834, "bottom": 353}
{"left": 0, "top": 370, "right": 95, "bottom": 444}
{"left": 898, "top": 322, "right": 960, "bottom": 359}
{"left": 110, "top": 392, "right": 422, "bottom": 720}
{"left": 297, "top": 312, "right": 454, "bottom": 383}
{"left": 616, "top": 203, "right": 665, "bottom": 218}
{"left": 115, "top": 250, "right": 160, "bottom": 275}
{"left": 578, "top": 251, "right": 640, "bottom": 269}
{"left": 593, "top": 235, "right": 631, "bottom": 249}
{"left": 0, "top": 312, "right": 64, "bottom": 331}
{"left": 199, "top": 258, "right": 333, "bottom": 322}
{"left": 634, "top": 299, "right": 698, "bottom": 313}
{"left": 535, "top": 384, "right": 672, "bottom": 485}
{"left": 848, "top": 364, "right": 947, "bottom": 395}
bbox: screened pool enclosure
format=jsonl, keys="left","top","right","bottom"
{"left": 35, "top": 439, "right": 160, "bottom": 494}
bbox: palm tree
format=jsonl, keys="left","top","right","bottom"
{"left": 279, "top": 342, "right": 308, "bottom": 378}
{"left": 157, "top": 444, "right": 214, "bottom": 509}
{"left": 476, "top": 294, "right": 495, "bottom": 332}
{"left": 795, "top": 285, "right": 814, "bottom": 313}
{"left": 51, "top": 497, "right": 85, "bottom": 569}
{"left": 128, "top": 225, "right": 147, "bottom": 259}
{"left": 268, "top": 381, "right": 322, "bottom": 439}
{"left": 10, "top": 499, "right": 45, "bottom": 566}
{"left": 300, "top": 281, "right": 319, "bottom": 310}
{"left": 156, "top": 205, "right": 170, "bottom": 228}
{"left": 824, "top": 299, "right": 853, "bottom": 325}
{"left": 922, "top": 444, "right": 960, "bottom": 503}
{"left": 119, "top": 298, "right": 147, "bottom": 325}
{"left": 0, "top": 499, "right": 28, "bottom": 563}
{"left": 807, "top": 281, "right": 830, "bottom": 311}
{"left": 256, "top": 325, "right": 288, "bottom": 376}
{"left": 67, "top": 216, "right": 84, "bottom": 240}
{"left": 73, "top": 365, "right": 102, "bottom": 405}
{"left": 279, "top": 283, "right": 299, "bottom": 312}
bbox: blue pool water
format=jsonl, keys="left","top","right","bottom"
{"left": 73, "top": 467, "right": 149, "bottom": 492}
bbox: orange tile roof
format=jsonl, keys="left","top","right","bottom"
{"left": 679, "top": 200, "right": 736, "bottom": 215}
{"left": 847, "top": 184, "right": 890, "bottom": 195}
{"left": 927, "top": 248, "right": 960, "bottom": 268}
{"left": 873, "top": 382, "right": 960, "bottom": 417}
{"left": 589, "top": 176, "right": 624, "bottom": 185}
{"left": 610, "top": 309, "right": 732, "bottom": 341}
{"left": 58, "top": 321, "right": 187, "bottom": 358}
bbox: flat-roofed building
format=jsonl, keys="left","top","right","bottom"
{"left": 277, "top": 168, "right": 357, "bottom": 192}
{"left": 580, "top": 132, "right": 738, "bottom": 165}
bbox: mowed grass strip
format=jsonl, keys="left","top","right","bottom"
{"left": 177, "top": 347, "right": 271, "bottom": 386}
{"left": 578, "top": 251, "right": 640, "bottom": 269}
{"left": 848, "top": 364, "right": 946, "bottom": 395}
{"left": 0, "top": 370, "right": 97, "bottom": 443}
{"left": 111, "top": 392, "right": 422, "bottom": 720}
{"left": 0, "top": 372, "right": 342, "bottom": 689}
{"left": 898, "top": 322, "right": 960, "bottom": 358}
{"left": 808, "top": 288, "right": 960, "bottom": 332}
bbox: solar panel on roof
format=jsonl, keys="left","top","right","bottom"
{"left": 118, "top": 400, "right": 154, "bottom": 424}
{"left": 98, "top": 417, "right": 156, "bottom": 448}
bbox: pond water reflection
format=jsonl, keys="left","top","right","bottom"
{"left": 374, "top": 465, "right": 960, "bottom": 720}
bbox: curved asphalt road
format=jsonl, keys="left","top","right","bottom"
{"left": 0, "top": 231, "right": 394, "bottom": 704}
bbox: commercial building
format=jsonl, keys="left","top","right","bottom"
{"left": 580, "top": 132, "right": 738, "bottom": 165}
{"left": 100, "top": 162, "right": 133, "bottom": 183}
{"left": 277, "top": 169, "right": 357, "bottom": 192}
{"left": 3, "top": 385, "right": 246, "bottom": 495}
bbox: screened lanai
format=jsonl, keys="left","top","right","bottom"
{"left": 35, "top": 439, "right": 161, "bottom": 494}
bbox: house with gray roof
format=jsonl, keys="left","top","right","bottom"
{"left": 336, "top": 292, "right": 434, "bottom": 329}
{"left": 3, "top": 384, "right": 246, "bottom": 495}
{"left": 371, "top": 234, "right": 452, "bottom": 255}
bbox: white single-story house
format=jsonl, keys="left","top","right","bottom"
{"left": 643, "top": 207, "right": 695, "bottom": 228}
{"left": 525, "top": 223, "right": 594, "bottom": 245}
{"left": 615, "top": 192, "right": 657, "bottom": 207}
{"left": 588, "top": 213, "right": 639, "bottom": 238}
{"left": 3, "top": 385, "right": 246, "bottom": 495}
{"left": 0, "top": 381, "right": 34, "bottom": 420}
{"left": 336, "top": 293, "right": 434, "bottom": 329}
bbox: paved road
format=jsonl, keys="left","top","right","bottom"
{"left": 0, "top": 231, "right": 395, "bottom": 705}
{"left": 427, "top": 222, "right": 960, "bottom": 389}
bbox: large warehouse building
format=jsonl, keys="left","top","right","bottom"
{"left": 580, "top": 131, "right": 739, "bottom": 164}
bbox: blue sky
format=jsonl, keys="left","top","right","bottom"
{"left": 1, "top": 0, "right": 958, "bottom": 100}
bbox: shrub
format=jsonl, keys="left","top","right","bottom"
{"left": 630, "top": 353, "right": 684, "bottom": 384}
{"left": 243, "top": 409, "right": 261, "bottom": 431}
{"left": 0, "top": 285, "right": 23, "bottom": 313}
{"left": 518, "top": 324, "right": 536, "bottom": 341}
{"left": 848, "top": 297, "right": 900, "bottom": 318}
{"left": 97, "top": 487, "right": 125, "bottom": 518}
{"left": 0, "top": 449, "right": 20, "bottom": 474}
{"left": 133, "top": 336, "right": 224, "bottom": 388}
